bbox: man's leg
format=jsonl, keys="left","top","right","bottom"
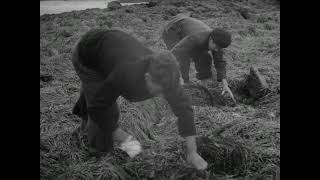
{"left": 72, "top": 85, "right": 89, "bottom": 136}
{"left": 71, "top": 43, "right": 118, "bottom": 154}
{"left": 193, "top": 51, "right": 213, "bottom": 85}
{"left": 86, "top": 102, "right": 120, "bottom": 155}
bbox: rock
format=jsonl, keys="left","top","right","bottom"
{"left": 40, "top": 74, "right": 53, "bottom": 82}
{"left": 165, "top": 7, "right": 180, "bottom": 16}
{"left": 190, "top": 13, "right": 201, "bottom": 19}
{"left": 176, "top": 12, "right": 192, "bottom": 17}
{"left": 171, "top": 0, "right": 186, "bottom": 7}
{"left": 163, "top": 15, "right": 169, "bottom": 20}
{"left": 196, "top": 136, "right": 249, "bottom": 175}
{"left": 125, "top": 8, "right": 134, "bottom": 13}
{"left": 48, "top": 48, "right": 59, "bottom": 57}
{"left": 277, "top": 86, "right": 280, "bottom": 94}
{"left": 186, "top": 6, "right": 195, "bottom": 12}
{"left": 160, "top": 0, "right": 186, "bottom": 7}
{"left": 108, "top": 1, "right": 122, "bottom": 11}
{"left": 239, "top": 7, "right": 250, "bottom": 19}
{"left": 131, "top": 17, "right": 144, "bottom": 24}
{"left": 223, "top": 7, "right": 232, "bottom": 14}
{"left": 245, "top": 67, "right": 270, "bottom": 99}
{"left": 40, "top": 140, "right": 49, "bottom": 152}
{"left": 142, "top": 17, "right": 148, "bottom": 22}
{"left": 147, "top": 0, "right": 158, "bottom": 8}
{"left": 59, "top": 29, "right": 72, "bottom": 37}
{"left": 105, "top": 21, "right": 113, "bottom": 28}
{"left": 247, "top": 26, "right": 257, "bottom": 36}
{"left": 264, "top": 23, "right": 274, "bottom": 30}
{"left": 257, "top": 16, "right": 268, "bottom": 23}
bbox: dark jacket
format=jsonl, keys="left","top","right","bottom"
{"left": 162, "top": 15, "right": 227, "bottom": 82}
{"left": 72, "top": 29, "right": 196, "bottom": 137}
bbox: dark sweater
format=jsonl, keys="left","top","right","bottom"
{"left": 73, "top": 29, "right": 196, "bottom": 137}
{"left": 163, "top": 15, "right": 227, "bottom": 82}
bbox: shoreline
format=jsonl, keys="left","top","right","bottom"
{"left": 40, "top": 0, "right": 148, "bottom": 16}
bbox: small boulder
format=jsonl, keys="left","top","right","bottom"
{"left": 171, "top": 0, "right": 186, "bottom": 7}
{"left": 131, "top": 17, "right": 144, "bottom": 24}
{"left": 245, "top": 67, "right": 270, "bottom": 99}
{"left": 165, "top": 7, "right": 180, "bottom": 16}
{"left": 105, "top": 21, "right": 113, "bottom": 28}
{"left": 239, "top": 7, "right": 250, "bottom": 19}
{"left": 40, "top": 74, "right": 53, "bottom": 82}
{"left": 163, "top": 15, "right": 169, "bottom": 20}
{"left": 147, "top": 0, "right": 158, "bottom": 8}
{"left": 59, "top": 29, "right": 72, "bottom": 37}
{"left": 108, "top": 1, "right": 122, "bottom": 11}
{"left": 190, "top": 13, "right": 201, "bottom": 19}
{"left": 186, "top": 6, "right": 195, "bottom": 12}
{"left": 125, "top": 8, "right": 134, "bottom": 13}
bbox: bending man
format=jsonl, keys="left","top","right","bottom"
{"left": 162, "top": 14, "right": 235, "bottom": 102}
{"left": 71, "top": 28, "right": 207, "bottom": 170}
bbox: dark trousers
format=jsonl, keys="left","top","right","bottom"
{"left": 71, "top": 47, "right": 119, "bottom": 154}
{"left": 162, "top": 29, "right": 212, "bottom": 81}
{"left": 73, "top": 90, "right": 119, "bottom": 154}
{"left": 193, "top": 51, "right": 213, "bottom": 80}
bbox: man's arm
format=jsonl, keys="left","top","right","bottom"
{"left": 211, "top": 50, "right": 236, "bottom": 103}
{"left": 86, "top": 69, "right": 121, "bottom": 130}
{"left": 164, "top": 84, "right": 207, "bottom": 170}
{"left": 211, "top": 49, "right": 227, "bottom": 82}
{"left": 164, "top": 84, "right": 196, "bottom": 137}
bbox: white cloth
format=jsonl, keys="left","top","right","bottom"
{"left": 119, "top": 136, "right": 142, "bottom": 158}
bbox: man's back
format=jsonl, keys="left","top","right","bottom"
{"left": 77, "top": 28, "right": 153, "bottom": 74}
{"left": 166, "top": 15, "right": 211, "bottom": 38}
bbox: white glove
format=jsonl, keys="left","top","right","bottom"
{"left": 119, "top": 136, "right": 142, "bottom": 158}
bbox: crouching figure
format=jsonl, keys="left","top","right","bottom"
{"left": 71, "top": 28, "right": 207, "bottom": 170}
{"left": 162, "top": 14, "right": 235, "bottom": 103}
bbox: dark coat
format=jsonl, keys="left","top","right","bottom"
{"left": 162, "top": 15, "right": 227, "bottom": 82}
{"left": 72, "top": 29, "right": 196, "bottom": 142}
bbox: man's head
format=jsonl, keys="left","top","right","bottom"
{"left": 144, "top": 51, "right": 181, "bottom": 96}
{"left": 208, "top": 28, "right": 232, "bottom": 51}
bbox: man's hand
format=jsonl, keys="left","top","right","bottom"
{"left": 185, "top": 136, "right": 208, "bottom": 170}
{"left": 221, "top": 79, "right": 236, "bottom": 103}
{"left": 187, "top": 151, "right": 208, "bottom": 170}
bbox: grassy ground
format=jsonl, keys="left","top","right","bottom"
{"left": 40, "top": 0, "right": 280, "bottom": 179}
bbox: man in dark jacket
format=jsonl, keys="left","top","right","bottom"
{"left": 162, "top": 14, "right": 235, "bottom": 102}
{"left": 71, "top": 28, "right": 207, "bottom": 170}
